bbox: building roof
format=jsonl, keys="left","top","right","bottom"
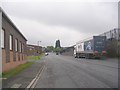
{"left": 27, "top": 44, "right": 42, "bottom": 48}
{"left": 1, "top": 8, "right": 27, "bottom": 41}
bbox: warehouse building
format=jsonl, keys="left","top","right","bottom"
{"left": 1, "top": 9, "right": 27, "bottom": 72}
{"left": 26, "top": 44, "right": 42, "bottom": 56}
{"left": 61, "top": 46, "right": 74, "bottom": 56}
{"left": 62, "top": 28, "right": 120, "bottom": 57}
{"left": 99, "top": 28, "right": 120, "bottom": 40}
{"left": 99, "top": 28, "right": 120, "bottom": 57}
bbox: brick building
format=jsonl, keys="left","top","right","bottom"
{"left": 1, "top": 9, "right": 27, "bottom": 72}
{"left": 26, "top": 44, "right": 42, "bottom": 56}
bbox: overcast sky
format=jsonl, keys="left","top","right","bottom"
{"left": 1, "top": 0, "right": 118, "bottom": 47}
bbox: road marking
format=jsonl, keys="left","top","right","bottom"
{"left": 11, "top": 84, "right": 21, "bottom": 88}
{"left": 31, "top": 64, "right": 46, "bottom": 88}
{"left": 26, "top": 61, "right": 46, "bottom": 89}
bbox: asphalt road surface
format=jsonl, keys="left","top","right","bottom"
{"left": 35, "top": 53, "right": 118, "bottom": 88}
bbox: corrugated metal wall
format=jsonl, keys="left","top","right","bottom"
{"left": 99, "top": 28, "right": 120, "bottom": 57}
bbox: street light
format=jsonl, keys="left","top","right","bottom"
{"left": 37, "top": 41, "right": 42, "bottom": 54}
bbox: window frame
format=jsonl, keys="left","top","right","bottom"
{"left": 15, "top": 38, "right": 18, "bottom": 52}
{"left": 1, "top": 28, "right": 5, "bottom": 49}
{"left": 9, "top": 34, "right": 13, "bottom": 51}
{"left": 22, "top": 43, "right": 24, "bottom": 53}
{"left": 19, "top": 41, "right": 22, "bottom": 53}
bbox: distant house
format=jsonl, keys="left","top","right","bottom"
{"left": 1, "top": 9, "right": 27, "bottom": 72}
{"left": 26, "top": 44, "right": 42, "bottom": 56}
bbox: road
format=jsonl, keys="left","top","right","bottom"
{"left": 35, "top": 53, "right": 118, "bottom": 88}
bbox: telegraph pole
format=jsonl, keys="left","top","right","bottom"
{"left": 37, "top": 41, "right": 41, "bottom": 46}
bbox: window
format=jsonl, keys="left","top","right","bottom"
{"left": 19, "top": 42, "right": 22, "bottom": 52}
{"left": 1, "top": 29, "right": 5, "bottom": 48}
{"left": 9, "top": 35, "right": 13, "bottom": 50}
{"left": 15, "top": 39, "right": 18, "bottom": 51}
{"left": 22, "top": 43, "right": 24, "bottom": 53}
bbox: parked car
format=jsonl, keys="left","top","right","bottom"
{"left": 56, "top": 52, "right": 59, "bottom": 55}
{"left": 45, "top": 52, "right": 49, "bottom": 56}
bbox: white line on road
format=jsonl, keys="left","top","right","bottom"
{"left": 26, "top": 62, "right": 46, "bottom": 89}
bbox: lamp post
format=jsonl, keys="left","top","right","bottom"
{"left": 37, "top": 41, "right": 41, "bottom": 46}
{"left": 37, "top": 41, "right": 42, "bottom": 54}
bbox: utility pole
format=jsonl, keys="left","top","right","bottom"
{"left": 37, "top": 41, "right": 42, "bottom": 54}
{"left": 37, "top": 41, "right": 41, "bottom": 46}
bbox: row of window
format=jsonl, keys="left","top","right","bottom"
{"left": 99, "top": 29, "right": 120, "bottom": 40}
{"left": 1, "top": 29, "right": 24, "bottom": 53}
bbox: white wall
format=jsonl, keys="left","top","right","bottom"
{"left": 76, "top": 42, "right": 84, "bottom": 52}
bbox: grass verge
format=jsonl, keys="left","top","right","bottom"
{"left": 27, "top": 53, "right": 44, "bottom": 60}
{"left": 0, "top": 73, "right": 2, "bottom": 78}
{"left": 2, "top": 62, "right": 34, "bottom": 78}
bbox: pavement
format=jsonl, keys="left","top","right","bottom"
{"left": 35, "top": 53, "right": 118, "bottom": 88}
{"left": 2, "top": 58, "right": 45, "bottom": 88}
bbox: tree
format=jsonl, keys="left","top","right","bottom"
{"left": 54, "top": 40, "right": 63, "bottom": 54}
{"left": 45, "top": 46, "right": 54, "bottom": 52}
{"left": 54, "top": 47, "right": 63, "bottom": 54}
{"left": 55, "top": 40, "right": 61, "bottom": 48}
{"left": 55, "top": 47, "right": 61, "bottom": 52}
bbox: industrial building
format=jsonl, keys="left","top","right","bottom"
{"left": 26, "top": 44, "right": 42, "bottom": 56}
{"left": 1, "top": 9, "right": 27, "bottom": 72}
{"left": 62, "top": 28, "right": 120, "bottom": 58}
{"left": 99, "top": 28, "right": 120, "bottom": 57}
{"left": 61, "top": 46, "right": 74, "bottom": 56}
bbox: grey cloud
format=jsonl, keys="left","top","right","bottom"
{"left": 1, "top": 1, "right": 118, "bottom": 46}
{"left": 2, "top": 2, "right": 118, "bottom": 34}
